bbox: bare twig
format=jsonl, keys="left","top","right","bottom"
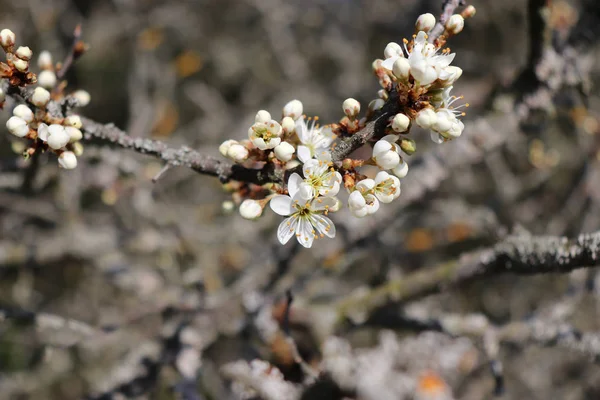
{"left": 55, "top": 24, "right": 86, "bottom": 81}
{"left": 428, "top": 0, "right": 466, "bottom": 42}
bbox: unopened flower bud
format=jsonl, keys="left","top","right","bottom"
{"left": 342, "top": 98, "right": 360, "bottom": 118}
{"left": 46, "top": 124, "right": 69, "bottom": 149}
{"left": 400, "top": 139, "right": 416, "bottom": 155}
{"left": 439, "top": 66, "right": 463, "bottom": 86}
{"left": 66, "top": 126, "right": 83, "bottom": 143}
{"left": 416, "top": 13, "right": 436, "bottom": 32}
{"left": 64, "top": 115, "right": 83, "bottom": 129}
{"left": 239, "top": 199, "right": 263, "bottom": 220}
{"left": 282, "top": 99, "right": 303, "bottom": 120}
{"left": 391, "top": 113, "right": 410, "bottom": 133}
{"left": 368, "top": 99, "right": 385, "bottom": 113}
{"left": 37, "top": 50, "right": 53, "bottom": 70}
{"left": 255, "top": 110, "right": 271, "bottom": 124}
{"left": 72, "top": 90, "right": 91, "bottom": 107}
{"left": 384, "top": 42, "right": 403, "bottom": 59}
{"left": 415, "top": 108, "right": 437, "bottom": 129}
{"left": 6, "top": 116, "right": 29, "bottom": 137}
{"left": 31, "top": 87, "right": 50, "bottom": 107}
{"left": 281, "top": 116, "right": 295, "bottom": 134}
{"left": 15, "top": 46, "right": 32, "bottom": 61}
{"left": 13, "top": 58, "right": 29, "bottom": 72}
{"left": 392, "top": 57, "right": 410, "bottom": 80}
{"left": 37, "top": 123, "right": 49, "bottom": 141}
{"left": 377, "top": 89, "right": 389, "bottom": 100}
{"left": 274, "top": 141, "right": 295, "bottom": 162}
{"left": 58, "top": 151, "right": 77, "bottom": 169}
{"left": 219, "top": 139, "right": 238, "bottom": 157}
{"left": 462, "top": 5, "right": 476, "bottom": 18}
{"left": 0, "top": 29, "right": 15, "bottom": 48}
{"left": 227, "top": 143, "right": 249, "bottom": 162}
{"left": 13, "top": 104, "right": 34, "bottom": 122}
{"left": 72, "top": 142, "right": 84, "bottom": 156}
{"left": 446, "top": 14, "right": 465, "bottom": 34}
{"left": 38, "top": 70, "right": 57, "bottom": 88}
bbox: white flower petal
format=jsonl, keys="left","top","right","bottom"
{"left": 277, "top": 216, "right": 298, "bottom": 245}
{"left": 297, "top": 145, "right": 312, "bottom": 163}
{"left": 296, "top": 218, "right": 315, "bottom": 248}
{"left": 310, "top": 214, "right": 336, "bottom": 239}
{"left": 311, "top": 196, "right": 338, "bottom": 212}
{"left": 381, "top": 56, "right": 397, "bottom": 71}
{"left": 270, "top": 195, "right": 293, "bottom": 216}
{"left": 288, "top": 173, "right": 303, "bottom": 198}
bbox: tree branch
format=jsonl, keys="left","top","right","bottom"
{"left": 428, "top": 0, "right": 466, "bottom": 42}
{"left": 335, "top": 229, "right": 600, "bottom": 324}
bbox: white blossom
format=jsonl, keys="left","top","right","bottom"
{"left": 13, "top": 58, "right": 28, "bottom": 72}
{"left": 270, "top": 184, "right": 336, "bottom": 248}
{"left": 0, "top": 29, "right": 15, "bottom": 48}
{"left": 274, "top": 141, "right": 295, "bottom": 162}
{"left": 372, "top": 134, "right": 401, "bottom": 170}
{"left": 219, "top": 139, "right": 237, "bottom": 157}
{"left": 446, "top": 14, "right": 465, "bottom": 34}
{"left": 408, "top": 31, "right": 456, "bottom": 86}
{"left": 248, "top": 119, "right": 282, "bottom": 150}
{"left": 348, "top": 180, "right": 380, "bottom": 218}
{"left": 38, "top": 70, "right": 57, "bottom": 89}
{"left": 13, "top": 104, "right": 34, "bottom": 122}
{"left": 6, "top": 116, "right": 29, "bottom": 137}
{"left": 391, "top": 113, "right": 410, "bottom": 133}
{"left": 31, "top": 87, "right": 50, "bottom": 107}
{"left": 72, "top": 90, "right": 91, "bottom": 107}
{"left": 255, "top": 110, "right": 271, "bottom": 124}
{"left": 37, "top": 123, "right": 49, "bottom": 141}
{"left": 342, "top": 98, "right": 360, "bottom": 118}
{"left": 415, "top": 108, "right": 438, "bottom": 129}
{"left": 46, "top": 124, "right": 70, "bottom": 149}
{"left": 282, "top": 99, "right": 303, "bottom": 120}
{"left": 392, "top": 158, "right": 409, "bottom": 178}
{"left": 373, "top": 171, "right": 401, "bottom": 203}
{"left": 58, "top": 151, "right": 77, "bottom": 169}
{"left": 295, "top": 117, "right": 335, "bottom": 163}
{"left": 64, "top": 115, "right": 83, "bottom": 129}
{"left": 416, "top": 13, "right": 436, "bottom": 32}
{"left": 281, "top": 116, "right": 295, "bottom": 134}
{"left": 37, "top": 50, "right": 53, "bottom": 69}
{"left": 239, "top": 199, "right": 263, "bottom": 220}
{"left": 66, "top": 126, "right": 83, "bottom": 143}
{"left": 15, "top": 46, "right": 32, "bottom": 61}
{"left": 294, "top": 159, "right": 342, "bottom": 200}
{"left": 368, "top": 99, "right": 385, "bottom": 113}
{"left": 392, "top": 57, "right": 411, "bottom": 80}
{"left": 227, "top": 143, "right": 249, "bottom": 162}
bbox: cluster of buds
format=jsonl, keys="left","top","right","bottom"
{"left": 1, "top": 28, "right": 91, "bottom": 169}
{"left": 220, "top": 8, "right": 474, "bottom": 248}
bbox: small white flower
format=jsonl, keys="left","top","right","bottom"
{"left": 46, "top": 124, "right": 70, "bottom": 150}
{"left": 446, "top": 14, "right": 465, "bottom": 34}
{"left": 438, "top": 66, "right": 463, "bottom": 87}
{"left": 342, "top": 98, "right": 360, "bottom": 118}
{"left": 293, "top": 159, "right": 342, "bottom": 200}
{"left": 295, "top": 117, "right": 335, "bottom": 163}
{"left": 31, "top": 87, "right": 50, "bottom": 107}
{"left": 348, "top": 181, "right": 380, "bottom": 218}
{"left": 392, "top": 158, "right": 409, "bottom": 178}
{"left": 391, "top": 113, "right": 410, "bottom": 133}
{"left": 13, "top": 104, "right": 34, "bottom": 122}
{"left": 239, "top": 199, "right": 263, "bottom": 220}
{"left": 408, "top": 31, "right": 455, "bottom": 86}
{"left": 72, "top": 90, "right": 91, "bottom": 107}
{"left": 270, "top": 187, "right": 336, "bottom": 248}
{"left": 381, "top": 42, "right": 405, "bottom": 71}
{"left": 219, "top": 139, "right": 238, "bottom": 157}
{"left": 58, "top": 151, "right": 77, "bottom": 169}
{"left": 373, "top": 171, "right": 401, "bottom": 203}
{"left": 372, "top": 134, "right": 401, "bottom": 170}
{"left": 392, "top": 57, "right": 411, "bottom": 80}
{"left": 64, "top": 115, "right": 83, "bottom": 129}
{"left": 15, "top": 46, "right": 32, "bottom": 61}
{"left": 37, "top": 50, "right": 53, "bottom": 70}
{"left": 255, "top": 110, "right": 271, "bottom": 124}
{"left": 416, "top": 13, "right": 436, "bottom": 32}
{"left": 227, "top": 143, "right": 249, "bottom": 162}
{"left": 66, "top": 126, "right": 83, "bottom": 143}
{"left": 282, "top": 99, "right": 303, "bottom": 120}
{"left": 0, "top": 29, "right": 15, "bottom": 48}
{"left": 6, "top": 116, "right": 29, "bottom": 137}
{"left": 248, "top": 120, "right": 282, "bottom": 150}
{"left": 38, "top": 70, "right": 57, "bottom": 89}
{"left": 13, "top": 58, "right": 28, "bottom": 72}
{"left": 415, "top": 108, "right": 438, "bottom": 129}
{"left": 274, "top": 141, "right": 295, "bottom": 162}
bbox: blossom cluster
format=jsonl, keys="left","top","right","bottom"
{"left": 222, "top": 9, "right": 474, "bottom": 248}
{"left": 1, "top": 28, "right": 90, "bottom": 169}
